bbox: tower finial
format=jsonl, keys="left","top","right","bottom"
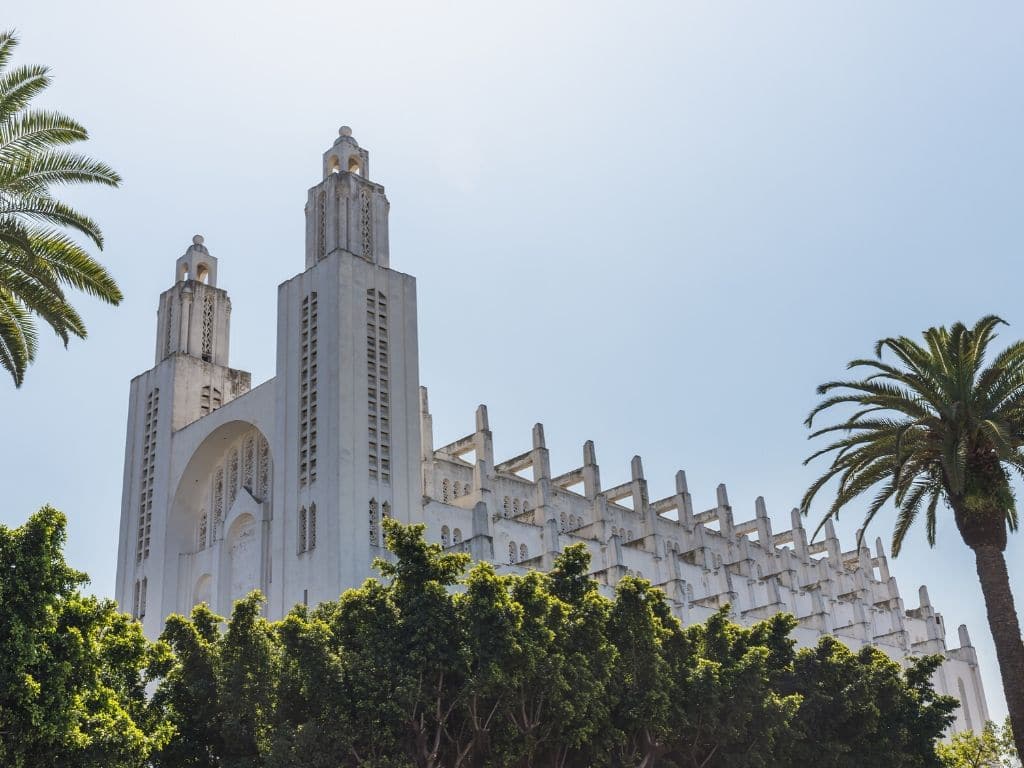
{"left": 192, "top": 234, "right": 205, "bottom": 246}
{"left": 339, "top": 125, "right": 353, "bottom": 138}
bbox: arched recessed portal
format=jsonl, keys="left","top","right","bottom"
{"left": 170, "top": 420, "right": 273, "bottom": 617}
{"left": 348, "top": 157, "right": 362, "bottom": 175}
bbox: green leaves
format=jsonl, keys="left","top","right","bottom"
{"left": 803, "top": 316, "right": 1024, "bottom": 554}
{"left": 0, "top": 508, "right": 170, "bottom": 768}
{"left": 0, "top": 29, "right": 122, "bottom": 386}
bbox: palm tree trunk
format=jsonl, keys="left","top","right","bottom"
{"left": 972, "top": 544, "right": 1024, "bottom": 758}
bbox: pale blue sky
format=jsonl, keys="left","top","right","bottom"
{"left": 4, "top": 2, "right": 1022, "bottom": 718}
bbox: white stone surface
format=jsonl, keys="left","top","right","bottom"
{"left": 115, "top": 129, "right": 990, "bottom": 736}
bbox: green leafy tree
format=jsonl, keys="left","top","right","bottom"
{"left": 781, "top": 637, "right": 956, "bottom": 768}
{"left": 150, "top": 604, "right": 225, "bottom": 768}
{"left": 938, "top": 717, "right": 1020, "bottom": 768}
{"left": 0, "top": 507, "right": 169, "bottom": 767}
{"left": 0, "top": 30, "right": 123, "bottom": 385}
{"left": 669, "top": 609, "right": 800, "bottom": 768}
{"left": 605, "top": 575, "right": 672, "bottom": 767}
{"left": 218, "top": 592, "right": 279, "bottom": 768}
{"left": 803, "top": 316, "right": 1024, "bottom": 755}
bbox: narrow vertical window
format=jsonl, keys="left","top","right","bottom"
{"left": 503, "top": 497, "right": 511, "bottom": 518}
{"left": 508, "top": 541, "right": 516, "bottom": 564}
{"left": 164, "top": 302, "right": 174, "bottom": 358}
{"left": 452, "top": 528, "right": 462, "bottom": 544}
{"left": 228, "top": 448, "right": 240, "bottom": 507}
{"left": 243, "top": 436, "right": 255, "bottom": 490}
{"left": 298, "top": 506, "right": 308, "bottom": 554}
{"left": 201, "top": 294, "right": 214, "bottom": 361}
{"left": 317, "top": 190, "right": 326, "bottom": 260}
{"left": 366, "top": 289, "right": 389, "bottom": 482}
{"left": 198, "top": 509, "right": 208, "bottom": 549}
{"left": 308, "top": 503, "right": 317, "bottom": 550}
{"left": 442, "top": 479, "right": 451, "bottom": 503}
{"left": 360, "top": 190, "right": 372, "bottom": 259}
{"left": 441, "top": 525, "right": 450, "bottom": 547}
{"left": 258, "top": 436, "right": 270, "bottom": 500}
{"left": 136, "top": 388, "right": 159, "bottom": 563}
{"left": 299, "top": 293, "right": 318, "bottom": 486}
{"left": 139, "top": 577, "right": 148, "bottom": 619}
{"left": 520, "top": 543, "right": 528, "bottom": 561}
{"left": 213, "top": 467, "right": 224, "bottom": 540}
{"left": 369, "top": 498, "right": 379, "bottom": 546}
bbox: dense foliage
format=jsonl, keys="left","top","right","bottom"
{"left": 1, "top": 510, "right": 957, "bottom": 767}
{"left": 803, "top": 317, "right": 1024, "bottom": 757}
{"left": 938, "top": 717, "right": 1019, "bottom": 768}
{"left": 0, "top": 29, "right": 123, "bottom": 386}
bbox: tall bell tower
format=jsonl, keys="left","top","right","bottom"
{"left": 267, "top": 126, "right": 421, "bottom": 616}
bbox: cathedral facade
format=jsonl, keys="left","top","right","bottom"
{"left": 116, "top": 128, "right": 989, "bottom": 734}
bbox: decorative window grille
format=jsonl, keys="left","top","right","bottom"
{"left": 198, "top": 509, "right": 208, "bottom": 549}
{"left": 243, "top": 436, "right": 255, "bottom": 490}
{"left": 503, "top": 497, "right": 510, "bottom": 518}
{"left": 360, "top": 190, "right": 372, "bottom": 260}
{"left": 513, "top": 498, "right": 520, "bottom": 515}
{"left": 559, "top": 511, "right": 566, "bottom": 533}
{"left": 452, "top": 528, "right": 462, "bottom": 544}
{"left": 298, "top": 506, "right": 308, "bottom": 553}
{"left": 520, "top": 543, "right": 528, "bottom": 561}
{"left": 133, "top": 580, "right": 141, "bottom": 618}
{"left": 317, "top": 190, "right": 326, "bottom": 260}
{"left": 452, "top": 482, "right": 460, "bottom": 499}
{"left": 257, "top": 436, "right": 270, "bottom": 499}
{"left": 308, "top": 503, "right": 317, "bottom": 550}
{"left": 441, "top": 525, "right": 450, "bottom": 547}
{"left": 140, "top": 577, "right": 148, "bottom": 618}
{"left": 136, "top": 388, "right": 159, "bottom": 563}
{"left": 382, "top": 501, "right": 391, "bottom": 520}
{"left": 366, "top": 289, "right": 389, "bottom": 482}
{"left": 369, "top": 499, "right": 379, "bottom": 546}
{"left": 299, "top": 293, "right": 318, "bottom": 486}
{"left": 508, "top": 541, "right": 516, "bottom": 564}
{"left": 463, "top": 483, "right": 471, "bottom": 496}
{"left": 164, "top": 303, "right": 173, "bottom": 357}
{"left": 442, "top": 479, "right": 450, "bottom": 503}
{"left": 228, "top": 448, "right": 240, "bottom": 507}
{"left": 213, "top": 468, "right": 224, "bottom": 540}
{"left": 201, "top": 294, "right": 214, "bottom": 361}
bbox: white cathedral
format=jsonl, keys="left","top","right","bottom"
{"left": 116, "top": 127, "right": 989, "bottom": 733}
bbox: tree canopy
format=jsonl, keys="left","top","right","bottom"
{"left": 1, "top": 510, "right": 959, "bottom": 767}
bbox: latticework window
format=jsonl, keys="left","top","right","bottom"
{"left": 213, "top": 468, "right": 224, "bottom": 540}
{"left": 441, "top": 525, "right": 450, "bottom": 547}
{"left": 308, "top": 503, "right": 317, "bottom": 550}
{"left": 508, "top": 541, "right": 516, "bottom": 564}
{"left": 520, "top": 543, "right": 528, "bottom": 561}
{"left": 201, "top": 294, "right": 214, "bottom": 361}
{"left": 453, "top": 528, "right": 462, "bottom": 544}
{"left": 366, "top": 289, "right": 389, "bottom": 483}
{"left": 317, "top": 190, "right": 326, "bottom": 260}
{"left": 360, "top": 190, "right": 372, "bottom": 259}
{"left": 243, "top": 436, "right": 255, "bottom": 490}
{"left": 369, "top": 498, "right": 379, "bottom": 546}
{"left": 299, "top": 293, "right": 318, "bottom": 486}
{"left": 198, "top": 509, "right": 208, "bottom": 549}
{"left": 298, "top": 506, "right": 308, "bottom": 553}
{"left": 136, "top": 388, "right": 159, "bottom": 563}
{"left": 228, "top": 448, "right": 239, "bottom": 507}
{"left": 258, "top": 436, "right": 270, "bottom": 499}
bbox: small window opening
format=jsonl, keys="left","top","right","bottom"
{"left": 348, "top": 157, "right": 362, "bottom": 175}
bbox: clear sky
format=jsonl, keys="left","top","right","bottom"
{"left": 4, "top": 1, "right": 1022, "bottom": 719}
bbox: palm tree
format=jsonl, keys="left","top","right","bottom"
{"left": 0, "top": 29, "right": 122, "bottom": 386}
{"left": 802, "top": 315, "right": 1024, "bottom": 756}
